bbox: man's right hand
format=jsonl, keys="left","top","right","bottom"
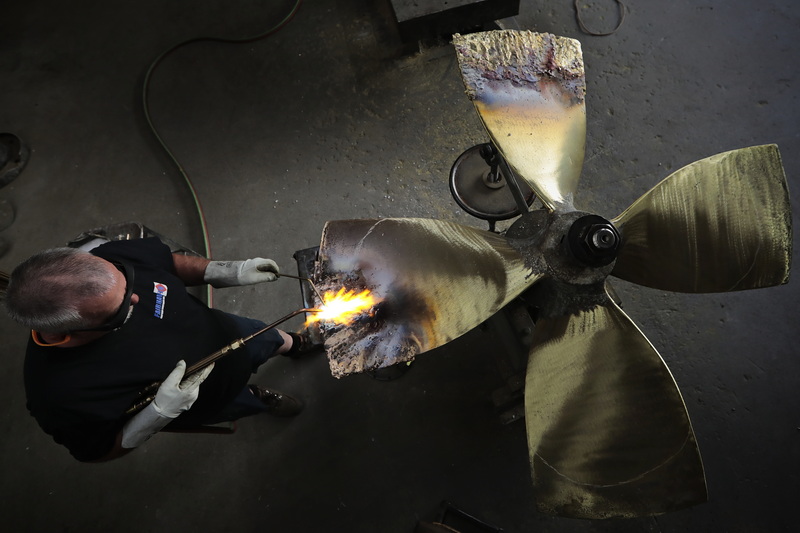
{"left": 152, "top": 360, "right": 214, "bottom": 419}
{"left": 119, "top": 360, "right": 214, "bottom": 450}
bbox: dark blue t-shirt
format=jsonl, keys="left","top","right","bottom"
{"left": 24, "top": 238, "right": 255, "bottom": 461}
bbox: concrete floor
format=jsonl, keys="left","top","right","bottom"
{"left": 1, "top": 0, "right": 798, "bottom": 531}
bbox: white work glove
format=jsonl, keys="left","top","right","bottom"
{"left": 203, "top": 258, "right": 280, "bottom": 288}
{"left": 153, "top": 360, "right": 214, "bottom": 418}
{"left": 121, "top": 361, "right": 214, "bottom": 449}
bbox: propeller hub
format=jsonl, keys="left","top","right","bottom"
{"left": 507, "top": 210, "right": 615, "bottom": 287}
{"left": 568, "top": 215, "right": 621, "bottom": 267}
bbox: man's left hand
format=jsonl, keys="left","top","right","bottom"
{"left": 203, "top": 258, "right": 280, "bottom": 287}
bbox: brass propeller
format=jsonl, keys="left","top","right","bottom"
{"left": 311, "top": 29, "right": 792, "bottom": 520}
{"left": 450, "top": 29, "right": 791, "bottom": 518}
{"left": 315, "top": 218, "right": 543, "bottom": 377}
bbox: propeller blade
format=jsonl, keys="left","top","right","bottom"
{"left": 315, "top": 218, "right": 543, "bottom": 377}
{"left": 453, "top": 30, "right": 586, "bottom": 212}
{"left": 612, "top": 144, "right": 792, "bottom": 293}
{"left": 524, "top": 297, "right": 707, "bottom": 519}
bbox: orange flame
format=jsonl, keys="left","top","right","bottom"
{"left": 306, "top": 287, "right": 379, "bottom": 326}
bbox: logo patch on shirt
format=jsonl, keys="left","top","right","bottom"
{"left": 153, "top": 282, "right": 168, "bottom": 319}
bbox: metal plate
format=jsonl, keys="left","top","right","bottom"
{"left": 449, "top": 144, "right": 535, "bottom": 221}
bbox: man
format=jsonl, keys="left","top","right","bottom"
{"left": 5, "top": 236, "right": 317, "bottom": 462}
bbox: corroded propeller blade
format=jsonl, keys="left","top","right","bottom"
{"left": 315, "top": 218, "right": 543, "bottom": 377}
{"left": 611, "top": 144, "right": 792, "bottom": 293}
{"left": 454, "top": 30, "right": 586, "bottom": 212}
{"left": 524, "top": 296, "right": 707, "bottom": 519}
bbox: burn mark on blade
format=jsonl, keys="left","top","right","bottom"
{"left": 453, "top": 30, "right": 585, "bottom": 106}
{"left": 310, "top": 265, "right": 434, "bottom": 378}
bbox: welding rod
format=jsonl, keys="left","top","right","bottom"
{"left": 125, "top": 307, "right": 322, "bottom": 416}
{"left": 257, "top": 264, "right": 326, "bottom": 305}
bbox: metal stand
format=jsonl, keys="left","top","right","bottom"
{"left": 415, "top": 500, "right": 504, "bottom": 533}
{"left": 449, "top": 143, "right": 535, "bottom": 231}
{"left": 390, "top": 0, "right": 520, "bottom": 44}
{"left": 293, "top": 246, "right": 324, "bottom": 344}
{"left": 486, "top": 299, "right": 535, "bottom": 425}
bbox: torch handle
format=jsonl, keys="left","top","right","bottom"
{"left": 124, "top": 307, "right": 320, "bottom": 416}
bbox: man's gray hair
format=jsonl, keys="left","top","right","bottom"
{"left": 5, "top": 248, "right": 116, "bottom": 332}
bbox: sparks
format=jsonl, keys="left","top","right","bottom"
{"left": 306, "top": 287, "right": 379, "bottom": 326}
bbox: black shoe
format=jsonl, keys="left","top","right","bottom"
{"left": 249, "top": 385, "right": 304, "bottom": 417}
{"left": 283, "top": 329, "right": 323, "bottom": 358}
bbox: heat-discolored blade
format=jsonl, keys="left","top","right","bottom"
{"left": 454, "top": 30, "right": 586, "bottom": 212}
{"left": 612, "top": 145, "right": 792, "bottom": 293}
{"left": 524, "top": 297, "right": 707, "bottom": 519}
{"left": 315, "top": 218, "right": 543, "bottom": 377}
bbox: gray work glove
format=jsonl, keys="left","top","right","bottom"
{"left": 121, "top": 360, "right": 214, "bottom": 449}
{"left": 203, "top": 258, "right": 280, "bottom": 288}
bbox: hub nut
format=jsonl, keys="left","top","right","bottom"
{"left": 568, "top": 215, "right": 621, "bottom": 267}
